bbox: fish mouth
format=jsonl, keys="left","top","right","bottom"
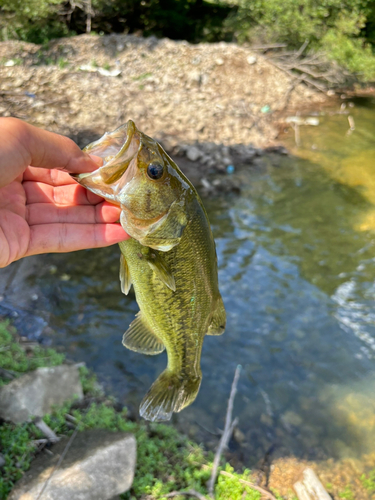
{"left": 72, "top": 120, "right": 140, "bottom": 201}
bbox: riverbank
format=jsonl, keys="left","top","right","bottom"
{"left": 0, "top": 33, "right": 329, "bottom": 150}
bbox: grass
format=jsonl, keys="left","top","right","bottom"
{"left": 361, "top": 469, "right": 375, "bottom": 492}
{"left": 132, "top": 72, "right": 153, "bottom": 81}
{"left": 0, "top": 320, "right": 65, "bottom": 385}
{"left": 339, "top": 485, "right": 355, "bottom": 500}
{"left": 0, "top": 319, "right": 273, "bottom": 500}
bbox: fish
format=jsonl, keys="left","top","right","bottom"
{"left": 72, "top": 120, "right": 226, "bottom": 421}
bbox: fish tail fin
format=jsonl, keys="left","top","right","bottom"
{"left": 140, "top": 369, "right": 201, "bottom": 422}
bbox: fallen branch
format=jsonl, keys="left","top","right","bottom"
{"left": 34, "top": 417, "right": 59, "bottom": 443}
{"left": 219, "top": 471, "right": 277, "bottom": 500}
{"left": 166, "top": 490, "right": 208, "bottom": 500}
{"left": 207, "top": 365, "right": 241, "bottom": 497}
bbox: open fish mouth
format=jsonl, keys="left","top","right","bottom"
{"left": 71, "top": 120, "right": 140, "bottom": 201}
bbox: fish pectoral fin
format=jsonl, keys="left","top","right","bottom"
{"left": 207, "top": 296, "right": 226, "bottom": 336}
{"left": 119, "top": 253, "right": 132, "bottom": 295}
{"left": 123, "top": 313, "right": 165, "bottom": 355}
{"left": 146, "top": 251, "right": 176, "bottom": 292}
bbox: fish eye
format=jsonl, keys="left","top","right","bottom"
{"left": 147, "top": 163, "right": 164, "bottom": 180}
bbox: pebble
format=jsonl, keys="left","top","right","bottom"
{"left": 247, "top": 56, "right": 257, "bottom": 65}
{"left": 186, "top": 146, "right": 202, "bottom": 162}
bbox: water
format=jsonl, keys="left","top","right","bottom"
{"left": 2, "top": 97, "right": 375, "bottom": 466}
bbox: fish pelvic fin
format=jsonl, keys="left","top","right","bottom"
{"left": 123, "top": 313, "right": 165, "bottom": 355}
{"left": 119, "top": 253, "right": 132, "bottom": 295}
{"left": 207, "top": 296, "right": 226, "bottom": 336}
{"left": 140, "top": 370, "right": 202, "bottom": 422}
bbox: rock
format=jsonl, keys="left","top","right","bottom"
{"left": 186, "top": 146, "right": 202, "bottom": 162}
{"left": 9, "top": 430, "right": 136, "bottom": 500}
{"left": 247, "top": 56, "right": 257, "bottom": 65}
{"left": 0, "top": 453, "right": 5, "bottom": 469}
{"left": 0, "top": 365, "right": 83, "bottom": 424}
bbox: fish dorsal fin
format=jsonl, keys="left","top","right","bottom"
{"left": 146, "top": 251, "right": 176, "bottom": 292}
{"left": 207, "top": 296, "right": 226, "bottom": 336}
{"left": 123, "top": 313, "right": 165, "bottom": 355}
{"left": 119, "top": 254, "right": 132, "bottom": 295}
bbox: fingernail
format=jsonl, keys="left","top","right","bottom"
{"left": 89, "top": 154, "right": 103, "bottom": 166}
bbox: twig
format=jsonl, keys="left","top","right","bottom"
{"left": 294, "top": 39, "right": 309, "bottom": 59}
{"left": 207, "top": 365, "right": 241, "bottom": 497}
{"left": 219, "top": 471, "right": 277, "bottom": 500}
{"left": 36, "top": 427, "right": 79, "bottom": 500}
{"left": 166, "top": 490, "right": 208, "bottom": 500}
{"left": 34, "top": 418, "right": 59, "bottom": 443}
{"left": 251, "top": 43, "right": 287, "bottom": 51}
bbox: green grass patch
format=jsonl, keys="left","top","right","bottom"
{"left": 0, "top": 320, "right": 65, "bottom": 385}
{"left": 361, "top": 469, "right": 375, "bottom": 491}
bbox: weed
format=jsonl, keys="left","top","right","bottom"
{"left": 58, "top": 57, "right": 69, "bottom": 69}
{"left": 0, "top": 320, "right": 65, "bottom": 386}
{"left": 339, "top": 485, "right": 355, "bottom": 500}
{"left": 361, "top": 469, "right": 375, "bottom": 491}
{"left": 132, "top": 72, "right": 152, "bottom": 81}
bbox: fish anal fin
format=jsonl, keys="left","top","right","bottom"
{"left": 123, "top": 313, "right": 165, "bottom": 355}
{"left": 146, "top": 251, "right": 176, "bottom": 292}
{"left": 207, "top": 296, "right": 226, "bottom": 336}
{"left": 120, "top": 253, "right": 132, "bottom": 295}
{"left": 140, "top": 369, "right": 201, "bottom": 422}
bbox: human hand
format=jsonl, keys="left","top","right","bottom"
{"left": 0, "top": 118, "right": 129, "bottom": 268}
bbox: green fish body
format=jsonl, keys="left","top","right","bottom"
{"left": 73, "top": 120, "right": 226, "bottom": 421}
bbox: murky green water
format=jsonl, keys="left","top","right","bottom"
{"left": 7, "top": 97, "right": 375, "bottom": 465}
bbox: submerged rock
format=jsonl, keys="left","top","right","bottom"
{"left": 0, "top": 365, "right": 83, "bottom": 424}
{"left": 9, "top": 430, "right": 136, "bottom": 500}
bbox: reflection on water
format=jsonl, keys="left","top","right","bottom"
{"left": 8, "top": 97, "right": 375, "bottom": 465}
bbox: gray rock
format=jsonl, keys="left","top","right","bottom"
{"left": 186, "top": 146, "right": 202, "bottom": 162}
{"left": 0, "top": 453, "right": 5, "bottom": 469}
{"left": 9, "top": 430, "right": 136, "bottom": 500}
{"left": 0, "top": 365, "right": 83, "bottom": 424}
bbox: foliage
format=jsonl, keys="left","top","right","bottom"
{"left": 0, "top": 320, "right": 65, "bottom": 385}
{"left": 0, "top": 0, "right": 231, "bottom": 44}
{"left": 361, "top": 469, "right": 375, "bottom": 491}
{"left": 224, "top": 0, "right": 375, "bottom": 81}
{"left": 215, "top": 464, "right": 261, "bottom": 499}
{"left": 338, "top": 484, "right": 355, "bottom": 500}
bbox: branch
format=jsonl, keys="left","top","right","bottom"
{"left": 207, "top": 365, "right": 241, "bottom": 497}
{"left": 166, "top": 490, "right": 208, "bottom": 500}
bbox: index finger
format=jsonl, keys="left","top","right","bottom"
{"left": 0, "top": 118, "right": 100, "bottom": 187}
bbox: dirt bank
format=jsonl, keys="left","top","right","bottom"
{"left": 0, "top": 34, "right": 328, "bottom": 151}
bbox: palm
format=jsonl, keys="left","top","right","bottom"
{"left": 0, "top": 167, "right": 126, "bottom": 268}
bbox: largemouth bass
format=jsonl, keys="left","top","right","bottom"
{"left": 73, "top": 120, "right": 226, "bottom": 421}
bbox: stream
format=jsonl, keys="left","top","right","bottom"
{"left": 1, "top": 96, "right": 375, "bottom": 466}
